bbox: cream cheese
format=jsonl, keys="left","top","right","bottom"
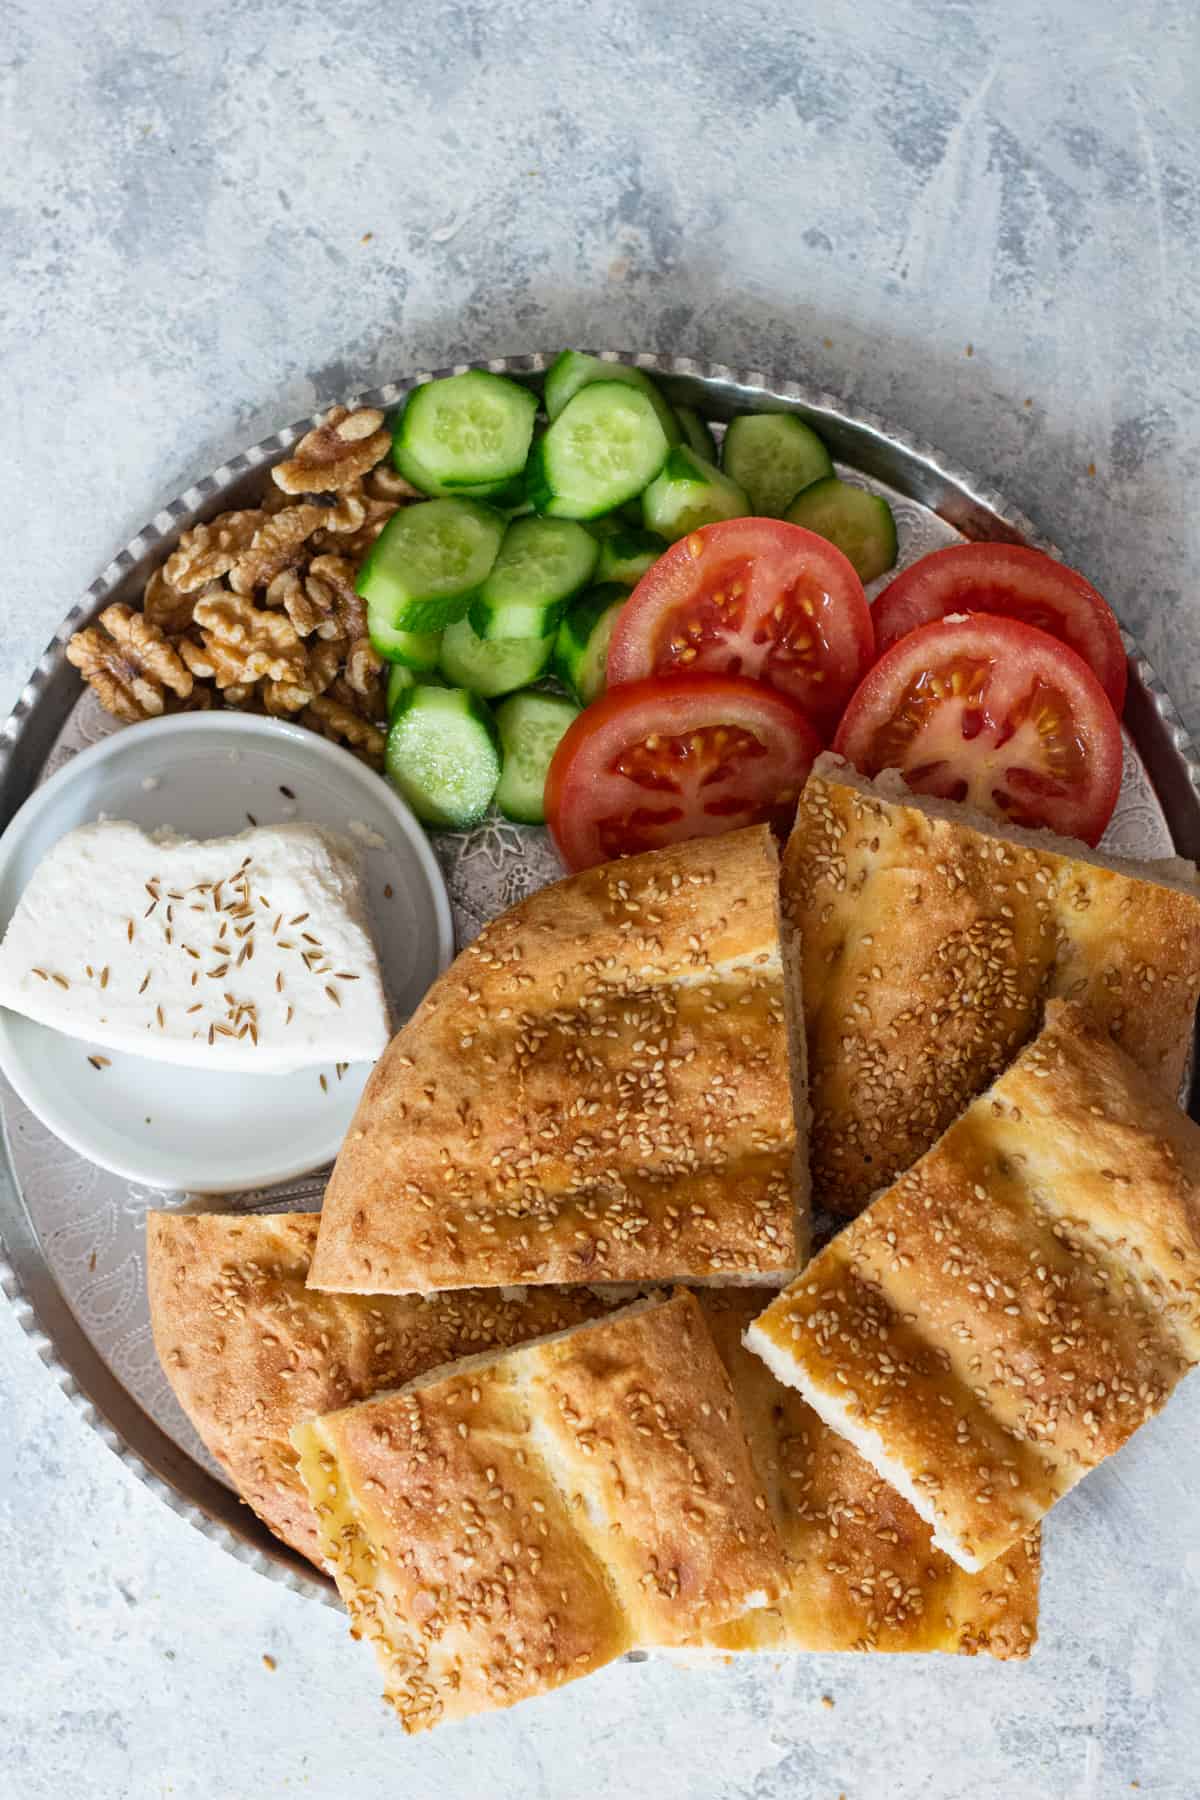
{"left": 0, "top": 820, "right": 391, "bottom": 1073}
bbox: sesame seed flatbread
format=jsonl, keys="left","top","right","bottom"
{"left": 145, "top": 1210, "right": 615, "bottom": 1564}
{"left": 676, "top": 1292, "right": 1039, "bottom": 1659}
{"left": 785, "top": 755, "right": 1200, "bottom": 1216}
{"left": 291, "top": 1291, "right": 787, "bottom": 1731}
{"left": 309, "top": 826, "right": 807, "bottom": 1295}
{"left": 747, "top": 1001, "right": 1200, "bottom": 1571}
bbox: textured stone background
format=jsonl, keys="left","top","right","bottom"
{"left": 2, "top": 1, "right": 1199, "bottom": 1795}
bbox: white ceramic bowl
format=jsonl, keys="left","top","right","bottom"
{"left": 0, "top": 713, "right": 452, "bottom": 1192}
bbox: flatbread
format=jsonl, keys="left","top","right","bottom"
{"left": 680, "top": 1293, "right": 1039, "bottom": 1658}
{"left": 784, "top": 755, "right": 1200, "bottom": 1214}
{"left": 747, "top": 1001, "right": 1200, "bottom": 1570}
{"left": 146, "top": 1210, "right": 614, "bottom": 1564}
{"left": 309, "top": 826, "right": 807, "bottom": 1293}
{"left": 291, "top": 1291, "right": 786, "bottom": 1731}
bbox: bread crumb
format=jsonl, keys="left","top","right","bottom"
{"left": 262, "top": 1653, "right": 277, "bottom": 1672}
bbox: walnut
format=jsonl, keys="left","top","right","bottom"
{"left": 261, "top": 636, "right": 344, "bottom": 716}
{"left": 313, "top": 462, "right": 420, "bottom": 555}
{"left": 305, "top": 636, "right": 345, "bottom": 695}
{"left": 312, "top": 489, "right": 399, "bottom": 558}
{"left": 342, "top": 637, "right": 386, "bottom": 703}
{"left": 271, "top": 406, "right": 392, "bottom": 496}
{"left": 365, "top": 463, "right": 421, "bottom": 503}
{"left": 164, "top": 511, "right": 265, "bottom": 593}
{"left": 270, "top": 555, "right": 367, "bottom": 641}
{"left": 143, "top": 565, "right": 207, "bottom": 637}
{"left": 228, "top": 496, "right": 366, "bottom": 594}
{"left": 182, "top": 592, "right": 307, "bottom": 690}
{"left": 221, "top": 682, "right": 261, "bottom": 709}
{"left": 302, "top": 695, "right": 387, "bottom": 767}
{"left": 67, "top": 604, "right": 193, "bottom": 722}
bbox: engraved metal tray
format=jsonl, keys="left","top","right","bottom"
{"left": 2, "top": 352, "right": 1199, "bottom": 1609}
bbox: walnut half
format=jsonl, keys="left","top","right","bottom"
{"left": 271, "top": 406, "right": 392, "bottom": 496}
{"left": 67, "top": 605, "right": 194, "bottom": 722}
{"left": 181, "top": 592, "right": 308, "bottom": 690}
{"left": 302, "top": 695, "right": 386, "bottom": 767}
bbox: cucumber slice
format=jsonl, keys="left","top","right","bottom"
{"left": 543, "top": 351, "right": 681, "bottom": 446}
{"left": 467, "top": 517, "right": 598, "bottom": 640}
{"left": 785, "top": 477, "right": 899, "bottom": 583}
{"left": 494, "top": 692, "right": 580, "bottom": 825}
{"left": 368, "top": 620, "right": 442, "bottom": 670}
{"left": 439, "top": 615, "right": 554, "bottom": 698}
{"left": 721, "top": 413, "right": 833, "bottom": 517}
{"left": 387, "top": 662, "right": 415, "bottom": 715}
{"left": 641, "top": 446, "right": 750, "bottom": 542}
{"left": 553, "top": 582, "right": 627, "bottom": 705}
{"left": 595, "top": 527, "right": 665, "bottom": 587}
{"left": 675, "top": 405, "right": 718, "bottom": 462}
{"left": 393, "top": 371, "right": 537, "bottom": 496}
{"left": 385, "top": 685, "right": 500, "bottom": 829}
{"left": 528, "top": 384, "right": 672, "bottom": 521}
{"left": 358, "top": 498, "right": 505, "bottom": 635}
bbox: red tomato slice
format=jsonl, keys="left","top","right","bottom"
{"left": 545, "top": 673, "right": 822, "bottom": 871}
{"left": 872, "top": 543, "right": 1127, "bottom": 713}
{"left": 831, "top": 613, "right": 1123, "bottom": 846}
{"left": 605, "top": 518, "right": 874, "bottom": 736}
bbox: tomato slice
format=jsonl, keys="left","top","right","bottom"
{"left": 831, "top": 614, "right": 1123, "bottom": 846}
{"left": 545, "top": 673, "right": 822, "bottom": 871}
{"left": 605, "top": 518, "right": 874, "bottom": 736}
{"left": 872, "top": 543, "right": 1127, "bottom": 714}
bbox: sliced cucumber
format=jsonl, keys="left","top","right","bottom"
{"left": 386, "top": 662, "right": 416, "bottom": 715}
{"left": 595, "top": 527, "right": 665, "bottom": 587}
{"left": 785, "top": 477, "right": 899, "bottom": 583}
{"left": 385, "top": 685, "right": 500, "bottom": 829}
{"left": 675, "top": 405, "right": 718, "bottom": 463}
{"left": 392, "top": 371, "right": 537, "bottom": 498}
{"left": 528, "top": 384, "right": 672, "bottom": 521}
{"left": 494, "top": 692, "right": 580, "bottom": 825}
{"left": 543, "top": 351, "right": 681, "bottom": 446}
{"left": 721, "top": 413, "right": 834, "bottom": 517}
{"left": 641, "top": 446, "right": 750, "bottom": 542}
{"left": 358, "top": 498, "right": 505, "bottom": 635}
{"left": 467, "top": 517, "right": 598, "bottom": 640}
{"left": 368, "top": 621, "right": 442, "bottom": 670}
{"left": 439, "top": 615, "right": 554, "bottom": 698}
{"left": 553, "top": 583, "right": 627, "bottom": 705}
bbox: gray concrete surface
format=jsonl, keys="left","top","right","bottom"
{"left": 3, "top": 1, "right": 1199, "bottom": 1795}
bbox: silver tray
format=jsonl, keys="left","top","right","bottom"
{"left": 2, "top": 351, "right": 1199, "bottom": 1610}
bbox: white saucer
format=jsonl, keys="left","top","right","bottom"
{"left": 0, "top": 714, "right": 452, "bottom": 1192}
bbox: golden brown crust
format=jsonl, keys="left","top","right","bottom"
{"left": 784, "top": 763, "right": 1200, "bottom": 1214}
{"left": 145, "top": 1211, "right": 613, "bottom": 1564}
{"left": 747, "top": 1001, "right": 1200, "bottom": 1570}
{"left": 290, "top": 1292, "right": 786, "bottom": 1731}
{"left": 686, "top": 1294, "right": 1039, "bottom": 1658}
{"left": 309, "top": 828, "right": 803, "bottom": 1293}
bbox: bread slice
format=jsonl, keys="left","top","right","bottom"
{"left": 145, "top": 1210, "right": 616, "bottom": 1564}
{"left": 746, "top": 1001, "right": 1200, "bottom": 1571}
{"left": 290, "top": 1290, "right": 786, "bottom": 1731}
{"left": 784, "top": 754, "right": 1200, "bottom": 1215}
{"left": 662, "top": 1293, "right": 1040, "bottom": 1658}
{"left": 309, "top": 826, "right": 807, "bottom": 1294}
